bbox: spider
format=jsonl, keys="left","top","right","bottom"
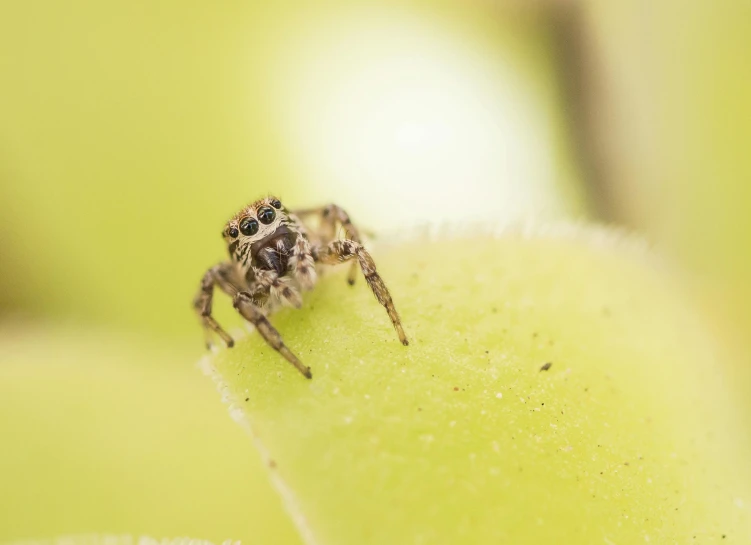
{"left": 193, "top": 196, "right": 408, "bottom": 378}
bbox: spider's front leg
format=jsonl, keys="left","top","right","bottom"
{"left": 233, "top": 291, "right": 312, "bottom": 379}
{"left": 296, "top": 204, "right": 362, "bottom": 285}
{"left": 286, "top": 217, "right": 317, "bottom": 290}
{"left": 316, "top": 239, "right": 409, "bottom": 346}
{"left": 193, "top": 262, "right": 240, "bottom": 349}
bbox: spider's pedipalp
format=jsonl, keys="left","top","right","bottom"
{"left": 255, "top": 268, "right": 302, "bottom": 309}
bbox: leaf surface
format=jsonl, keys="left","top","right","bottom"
{"left": 206, "top": 229, "right": 751, "bottom": 544}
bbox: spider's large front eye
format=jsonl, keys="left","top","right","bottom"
{"left": 239, "top": 217, "right": 258, "bottom": 236}
{"left": 258, "top": 206, "right": 276, "bottom": 224}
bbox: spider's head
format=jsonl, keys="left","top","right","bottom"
{"left": 223, "top": 196, "right": 290, "bottom": 263}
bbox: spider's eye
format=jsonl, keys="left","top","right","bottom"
{"left": 239, "top": 217, "right": 258, "bottom": 236}
{"left": 258, "top": 206, "right": 276, "bottom": 224}
{"left": 270, "top": 199, "right": 282, "bottom": 209}
{"left": 228, "top": 227, "right": 239, "bottom": 238}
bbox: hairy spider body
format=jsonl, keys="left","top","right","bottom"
{"left": 193, "top": 196, "right": 408, "bottom": 378}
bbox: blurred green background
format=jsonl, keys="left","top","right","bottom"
{"left": 1, "top": 0, "right": 749, "bottom": 542}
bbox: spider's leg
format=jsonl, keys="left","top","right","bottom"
{"left": 286, "top": 218, "right": 317, "bottom": 290}
{"left": 193, "top": 262, "right": 241, "bottom": 348}
{"left": 316, "top": 239, "right": 408, "bottom": 346}
{"left": 293, "top": 203, "right": 363, "bottom": 285}
{"left": 233, "top": 291, "right": 312, "bottom": 378}
{"left": 325, "top": 204, "right": 362, "bottom": 285}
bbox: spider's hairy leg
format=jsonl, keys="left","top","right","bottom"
{"left": 324, "top": 204, "right": 362, "bottom": 286}
{"left": 290, "top": 235, "right": 317, "bottom": 290}
{"left": 288, "top": 220, "right": 317, "bottom": 290}
{"left": 295, "top": 204, "right": 362, "bottom": 286}
{"left": 193, "top": 262, "right": 241, "bottom": 349}
{"left": 233, "top": 292, "right": 312, "bottom": 379}
{"left": 317, "top": 239, "right": 409, "bottom": 346}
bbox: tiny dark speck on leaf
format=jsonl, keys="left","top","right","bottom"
{"left": 245, "top": 398, "right": 249, "bottom": 402}
{"left": 539, "top": 362, "right": 552, "bottom": 372}
{"left": 722, "top": 535, "right": 726, "bottom": 539}
{"left": 491, "top": 307, "right": 498, "bottom": 313}
{"left": 532, "top": 332, "right": 538, "bottom": 338}
{"left": 453, "top": 387, "right": 459, "bottom": 391}
{"left": 269, "top": 459, "right": 277, "bottom": 469}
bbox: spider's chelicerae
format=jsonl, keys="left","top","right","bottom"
{"left": 193, "top": 196, "right": 408, "bottom": 378}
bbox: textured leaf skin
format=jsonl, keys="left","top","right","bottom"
{"left": 209, "top": 232, "right": 751, "bottom": 545}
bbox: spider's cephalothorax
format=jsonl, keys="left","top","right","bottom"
{"left": 193, "top": 196, "right": 408, "bottom": 378}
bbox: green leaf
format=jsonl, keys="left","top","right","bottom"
{"left": 205, "top": 226, "right": 751, "bottom": 544}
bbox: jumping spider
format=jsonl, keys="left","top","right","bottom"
{"left": 193, "top": 196, "right": 408, "bottom": 378}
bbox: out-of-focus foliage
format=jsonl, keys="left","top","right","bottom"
{"left": 580, "top": 1, "right": 751, "bottom": 394}
{"left": 4, "top": 536, "right": 240, "bottom": 545}
{"left": 0, "top": 2, "right": 303, "bottom": 335}
{"left": 0, "top": 1, "right": 587, "bottom": 338}
{"left": 0, "top": 322, "right": 299, "bottom": 544}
